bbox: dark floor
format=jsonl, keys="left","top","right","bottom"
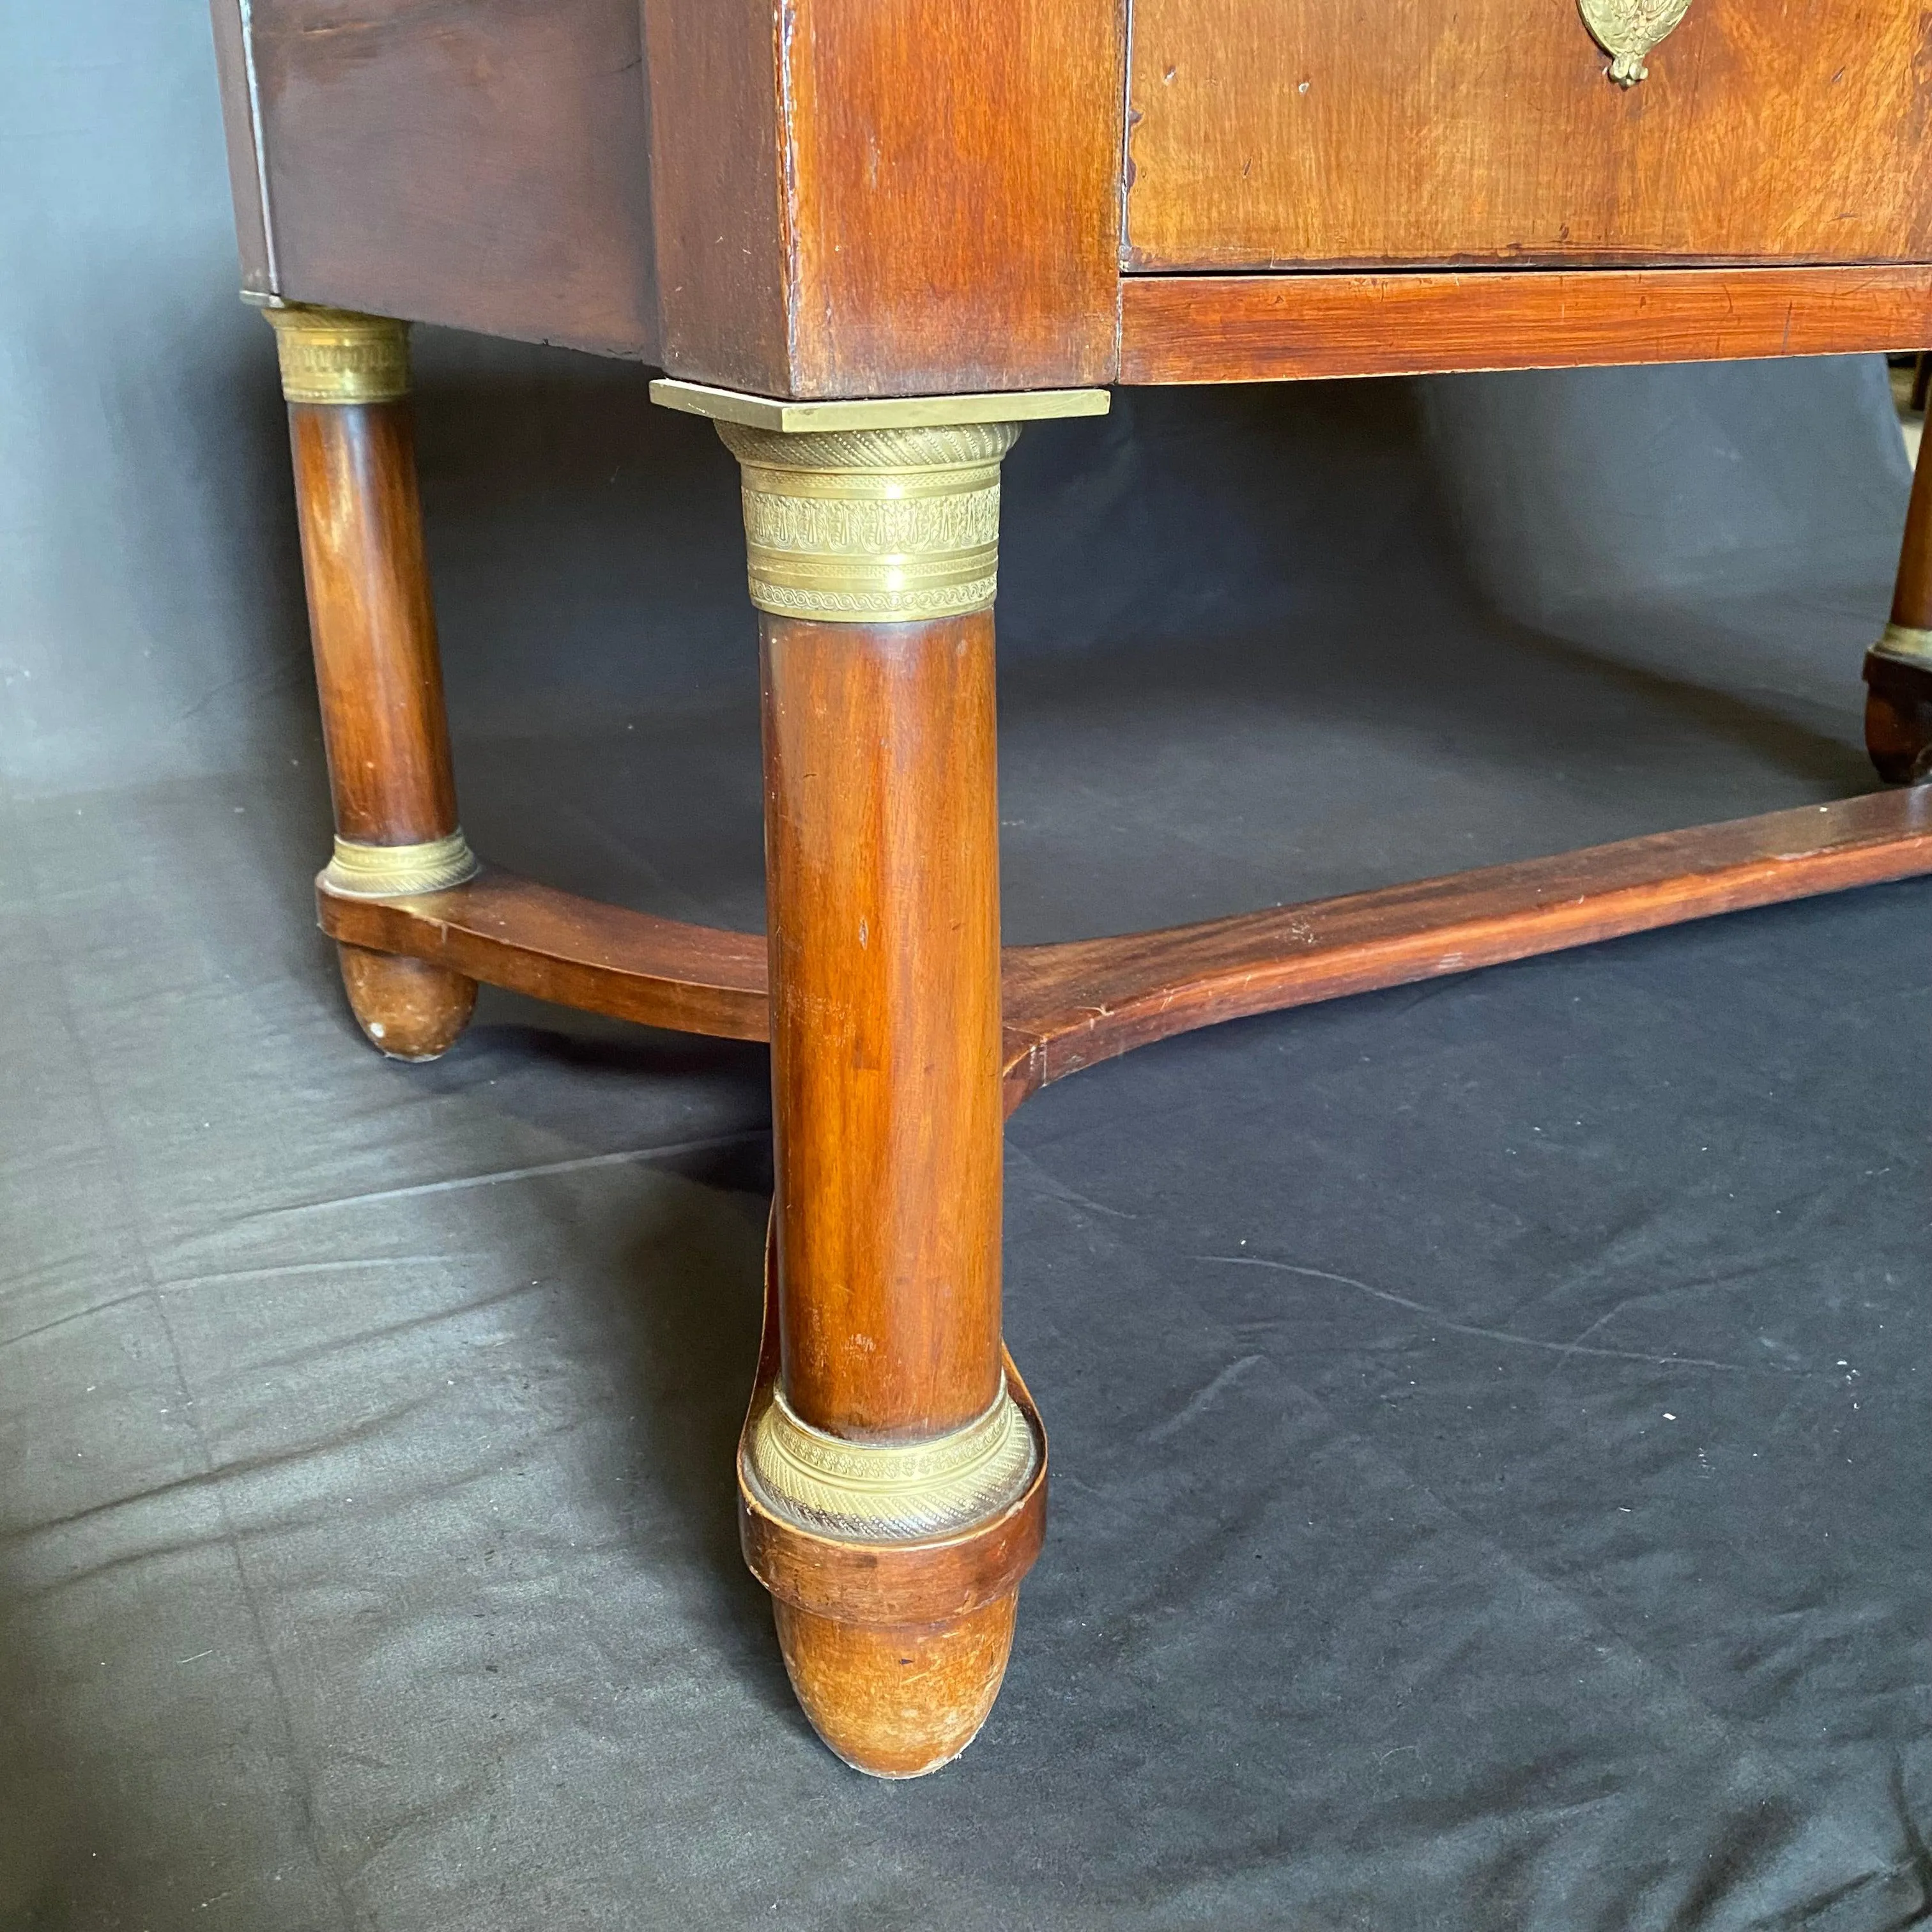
{"left": 1, "top": 366, "right": 1926, "bottom": 1932}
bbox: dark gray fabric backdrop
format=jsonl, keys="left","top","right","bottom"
{"left": 2, "top": 7, "right": 1928, "bottom": 1930}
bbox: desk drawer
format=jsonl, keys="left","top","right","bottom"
{"left": 1125, "top": 0, "right": 1932, "bottom": 269}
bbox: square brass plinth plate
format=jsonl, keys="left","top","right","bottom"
{"left": 650, "top": 380, "right": 1112, "bottom": 434}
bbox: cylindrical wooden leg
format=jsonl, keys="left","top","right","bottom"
{"left": 1866, "top": 408, "right": 1932, "bottom": 785}
{"left": 713, "top": 413, "right": 1047, "bottom": 1776}
{"left": 265, "top": 305, "right": 478, "bottom": 1056}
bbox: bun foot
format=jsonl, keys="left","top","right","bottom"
{"left": 1864, "top": 648, "right": 1932, "bottom": 785}
{"left": 772, "top": 1592, "right": 1018, "bottom": 1779}
{"left": 336, "top": 942, "right": 476, "bottom": 1060}
{"left": 1865, "top": 687, "right": 1932, "bottom": 785}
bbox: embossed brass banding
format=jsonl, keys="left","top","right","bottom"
{"left": 718, "top": 420, "right": 1021, "bottom": 623}
{"left": 743, "top": 1378, "right": 1039, "bottom": 1542}
{"left": 321, "top": 831, "right": 479, "bottom": 898}
{"left": 1873, "top": 622, "right": 1932, "bottom": 668}
{"left": 263, "top": 305, "right": 411, "bottom": 404}
{"left": 1578, "top": 0, "right": 1692, "bottom": 85}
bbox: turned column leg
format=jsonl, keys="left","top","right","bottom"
{"left": 677, "top": 399, "right": 1086, "bottom": 1777}
{"left": 264, "top": 304, "right": 478, "bottom": 1058}
{"left": 1865, "top": 409, "right": 1932, "bottom": 784}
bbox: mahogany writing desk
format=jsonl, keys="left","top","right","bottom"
{"left": 211, "top": 0, "right": 1932, "bottom": 1776}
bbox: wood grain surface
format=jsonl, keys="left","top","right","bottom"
{"left": 1867, "top": 434, "right": 1932, "bottom": 781}
{"left": 1126, "top": 0, "right": 1932, "bottom": 269}
{"left": 769, "top": 1597, "right": 1019, "bottom": 1779}
{"left": 742, "top": 1468, "right": 1046, "bottom": 1628}
{"left": 318, "top": 870, "right": 769, "bottom": 1042}
{"left": 208, "top": 0, "right": 270, "bottom": 296}
{"left": 286, "top": 394, "right": 479, "bottom": 1057}
{"left": 1862, "top": 656, "right": 1932, "bottom": 783}
{"left": 225, "top": 0, "right": 659, "bottom": 356}
{"left": 1000, "top": 790, "right": 1932, "bottom": 1103}
{"left": 762, "top": 613, "right": 1006, "bottom": 1439}
{"left": 639, "top": 0, "right": 788, "bottom": 390}
{"left": 735, "top": 1226, "right": 1046, "bottom": 1778}
{"left": 748, "top": 606, "right": 1055, "bottom": 1762}
{"left": 1890, "top": 413, "right": 1932, "bottom": 632}
{"left": 334, "top": 944, "right": 478, "bottom": 1061}
{"left": 1118, "top": 268, "right": 1932, "bottom": 385}
{"left": 323, "top": 790, "right": 1932, "bottom": 1098}
{"left": 288, "top": 402, "right": 459, "bottom": 847}
{"left": 739, "top": 1314, "right": 1047, "bottom": 1629}
{"left": 772, "top": 0, "right": 1127, "bottom": 395}
{"left": 222, "top": 0, "right": 1125, "bottom": 388}
{"left": 645, "top": 0, "right": 1128, "bottom": 395}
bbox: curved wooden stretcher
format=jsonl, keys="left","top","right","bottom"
{"left": 321, "top": 787, "right": 1932, "bottom": 1113}
{"left": 215, "top": 0, "right": 1932, "bottom": 1777}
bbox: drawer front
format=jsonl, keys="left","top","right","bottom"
{"left": 1126, "top": 0, "right": 1932, "bottom": 268}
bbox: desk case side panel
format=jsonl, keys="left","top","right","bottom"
{"left": 240, "top": 0, "right": 661, "bottom": 358}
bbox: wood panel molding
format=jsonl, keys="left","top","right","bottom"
{"left": 1118, "top": 267, "right": 1932, "bottom": 385}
